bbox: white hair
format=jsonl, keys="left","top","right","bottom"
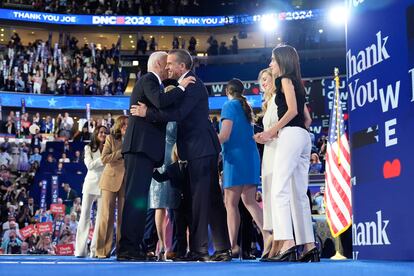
{"left": 147, "top": 51, "right": 167, "bottom": 72}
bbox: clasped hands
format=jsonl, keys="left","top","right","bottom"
{"left": 253, "top": 128, "right": 279, "bottom": 144}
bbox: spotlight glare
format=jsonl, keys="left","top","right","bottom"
{"left": 260, "top": 15, "right": 278, "bottom": 32}
{"left": 328, "top": 5, "right": 349, "bottom": 26}
{"left": 319, "top": 29, "right": 324, "bottom": 34}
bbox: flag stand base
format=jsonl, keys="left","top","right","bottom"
{"left": 330, "top": 251, "right": 347, "bottom": 260}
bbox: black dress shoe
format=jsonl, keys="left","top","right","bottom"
{"left": 210, "top": 249, "right": 232, "bottom": 262}
{"left": 146, "top": 251, "right": 155, "bottom": 257}
{"left": 190, "top": 251, "right": 211, "bottom": 262}
{"left": 242, "top": 252, "right": 256, "bottom": 260}
{"left": 298, "top": 247, "right": 320, "bottom": 262}
{"left": 172, "top": 254, "right": 188, "bottom": 262}
{"left": 117, "top": 251, "right": 147, "bottom": 262}
{"left": 146, "top": 251, "right": 158, "bottom": 261}
{"left": 267, "top": 247, "right": 297, "bottom": 262}
{"left": 175, "top": 251, "right": 210, "bottom": 262}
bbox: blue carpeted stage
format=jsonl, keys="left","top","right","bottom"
{"left": 0, "top": 256, "right": 413, "bottom": 276}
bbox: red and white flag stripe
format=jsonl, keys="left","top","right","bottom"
{"left": 325, "top": 136, "right": 352, "bottom": 237}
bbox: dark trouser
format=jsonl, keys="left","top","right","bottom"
{"left": 141, "top": 209, "right": 158, "bottom": 252}
{"left": 119, "top": 152, "right": 155, "bottom": 255}
{"left": 172, "top": 183, "right": 192, "bottom": 256}
{"left": 187, "top": 155, "right": 230, "bottom": 254}
{"left": 239, "top": 201, "right": 254, "bottom": 253}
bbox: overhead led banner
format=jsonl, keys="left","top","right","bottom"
{"left": 0, "top": 91, "right": 262, "bottom": 110}
{"left": 0, "top": 8, "right": 319, "bottom": 27}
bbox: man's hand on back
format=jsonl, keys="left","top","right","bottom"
{"left": 130, "top": 102, "right": 148, "bottom": 117}
{"left": 179, "top": 76, "right": 196, "bottom": 88}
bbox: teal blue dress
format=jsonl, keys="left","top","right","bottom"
{"left": 220, "top": 99, "right": 261, "bottom": 189}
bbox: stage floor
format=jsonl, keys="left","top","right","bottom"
{"left": 0, "top": 256, "right": 413, "bottom": 276}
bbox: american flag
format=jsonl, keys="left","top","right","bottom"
{"left": 324, "top": 70, "right": 352, "bottom": 237}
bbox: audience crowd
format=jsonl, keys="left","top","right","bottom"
{"left": 2, "top": 0, "right": 294, "bottom": 16}
{"left": 0, "top": 32, "right": 241, "bottom": 94}
{"left": 0, "top": 108, "right": 117, "bottom": 254}
{"left": 0, "top": 32, "right": 127, "bottom": 95}
{"left": 0, "top": 137, "right": 83, "bottom": 255}
{"left": 1, "top": 109, "right": 115, "bottom": 139}
{"left": 0, "top": 0, "right": 251, "bottom": 16}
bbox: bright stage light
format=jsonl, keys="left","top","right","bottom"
{"left": 260, "top": 15, "right": 278, "bottom": 32}
{"left": 328, "top": 5, "right": 349, "bottom": 26}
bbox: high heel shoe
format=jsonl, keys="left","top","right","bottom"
{"left": 259, "top": 252, "right": 269, "bottom": 262}
{"left": 157, "top": 249, "right": 166, "bottom": 261}
{"left": 298, "top": 247, "right": 320, "bottom": 262}
{"left": 230, "top": 247, "right": 241, "bottom": 259}
{"left": 266, "top": 246, "right": 297, "bottom": 262}
{"left": 261, "top": 235, "right": 273, "bottom": 259}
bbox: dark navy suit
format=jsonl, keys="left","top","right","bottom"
{"left": 119, "top": 72, "right": 184, "bottom": 256}
{"left": 145, "top": 71, "right": 230, "bottom": 254}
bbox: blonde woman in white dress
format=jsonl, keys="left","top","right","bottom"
{"left": 75, "top": 126, "right": 107, "bottom": 257}
{"left": 255, "top": 68, "right": 281, "bottom": 259}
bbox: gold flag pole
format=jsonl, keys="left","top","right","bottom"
{"left": 334, "top": 68, "right": 341, "bottom": 165}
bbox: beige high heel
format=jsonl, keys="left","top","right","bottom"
{"left": 261, "top": 234, "right": 273, "bottom": 258}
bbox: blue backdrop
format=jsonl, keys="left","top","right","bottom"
{"left": 347, "top": 0, "right": 414, "bottom": 260}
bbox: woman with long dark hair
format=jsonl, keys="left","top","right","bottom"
{"left": 218, "top": 78, "right": 269, "bottom": 257}
{"left": 95, "top": 116, "right": 128, "bottom": 258}
{"left": 255, "top": 45, "right": 318, "bottom": 262}
{"left": 75, "top": 125, "right": 107, "bottom": 257}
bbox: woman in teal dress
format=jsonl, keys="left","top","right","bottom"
{"left": 218, "top": 78, "right": 270, "bottom": 257}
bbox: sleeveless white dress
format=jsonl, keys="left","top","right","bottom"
{"left": 261, "top": 95, "right": 278, "bottom": 231}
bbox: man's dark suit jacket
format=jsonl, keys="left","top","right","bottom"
{"left": 66, "top": 189, "right": 78, "bottom": 201}
{"left": 122, "top": 72, "right": 184, "bottom": 167}
{"left": 145, "top": 71, "right": 221, "bottom": 161}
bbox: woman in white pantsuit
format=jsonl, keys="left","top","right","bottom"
{"left": 75, "top": 125, "right": 107, "bottom": 257}
{"left": 255, "top": 45, "right": 319, "bottom": 262}
{"left": 257, "top": 68, "right": 280, "bottom": 258}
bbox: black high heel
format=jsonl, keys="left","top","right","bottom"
{"left": 298, "top": 247, "right": 320, "bottom": 262}
{"left": 157, "top": 249, "right": 166, "bottom": 261}
{"left": 267, "top": 246, "right": 297, "bottom": 262}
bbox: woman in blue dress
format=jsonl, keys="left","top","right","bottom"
{"left": 218, "top": 78, "right": 270, "bottom": 257}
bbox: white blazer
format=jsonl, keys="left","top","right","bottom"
{"left": 82, "top": 145, "right": 104, "bottom": 196}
